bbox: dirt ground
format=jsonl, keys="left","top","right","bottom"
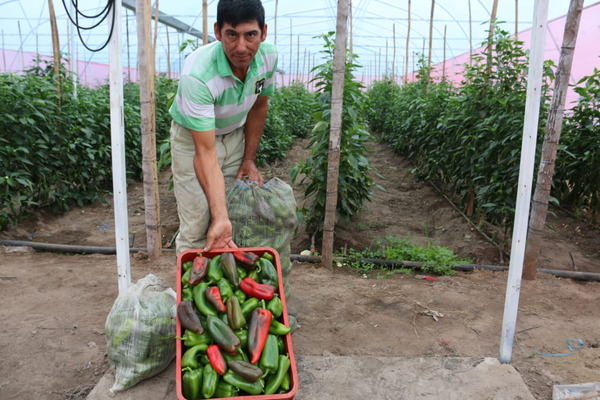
{"left": 1, "top": 137, "right": 599, "bottom": 400}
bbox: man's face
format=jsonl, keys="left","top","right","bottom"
{"left": 215, "top": 21, "right": 267, "bottom": 73}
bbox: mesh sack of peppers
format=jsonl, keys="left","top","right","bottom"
{"left": 178, "top": 251, "right": 293, "bottom": 399}
{"left": 226, "top": 177, "right": 297, "bottom": 300}
{"left": 105, "top": 274, "right": 177, "bottom": 394}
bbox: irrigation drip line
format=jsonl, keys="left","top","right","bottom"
{"left": 61, "top": 0, "right": 115, "bottom": 52}
{"left": 3, "top": 239, "right": 599, "bottom": 282}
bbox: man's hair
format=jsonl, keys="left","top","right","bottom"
{"left": 216, "top": 0, "right": 265, "bottom": 33}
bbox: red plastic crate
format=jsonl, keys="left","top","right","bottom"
{"left": 175, "top": 247, "right": 298, "bottom": 400}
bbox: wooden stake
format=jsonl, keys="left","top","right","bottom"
{"left": 136, "top": 0, "right": 162, "bottom": 259}
{"left": 524, "top": 0, "right": 584, "bottom": 280}
{"left": 47, "top": 0, "right": 61, "bottom": 98}
{"left": 427, "top": 0, "right": 435, "bottom": 84}
{"left": 321, "top": 0, "right": 349, "bottom": 270}
{"left": 405, "top": 0, "right": 411, "bottom": 84}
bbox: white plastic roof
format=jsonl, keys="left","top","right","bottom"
{"left": 1, "top": 0, "right": 597, "bottom": 81}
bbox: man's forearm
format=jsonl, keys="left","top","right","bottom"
{"left": 243, "top": 95, "right": 269, "bottom": 161}
{"left": 191, "top": 130, "right": 229, "bottom": 221}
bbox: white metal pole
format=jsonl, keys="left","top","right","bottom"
{"left": 108, "top": 0, "right": 131, "bottom": 293}
{"left": 499, "top": 0, "right": 549, "bottom": 364}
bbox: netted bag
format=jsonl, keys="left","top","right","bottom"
{"left": 105, "top": 274, "right": 176, "bottom": 394}
{"left": 226, "top": 177, "right": 297, "bottom": 298}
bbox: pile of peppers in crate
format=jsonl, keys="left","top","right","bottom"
{"left": 177, "top": 250, "right": 292, "bottom": 399}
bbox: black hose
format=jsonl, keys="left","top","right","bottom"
{"left": 290, "top": 254, "right": 600, "bottom": 282}
{"left": 0, "top": 239, "right": 174, "bottom": 254}
{"left": 2, "top": 239, "right": 599, "bottom": 282}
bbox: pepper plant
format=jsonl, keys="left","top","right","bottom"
{"left": 291, "top": 32, "right": 376, "bottom": 237}
{"left": 554, "top": 67, "right": 600, "bottom": 221}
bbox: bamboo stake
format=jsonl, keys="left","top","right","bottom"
{"left": 427, "top": 0, "right": 435, "bottom": 84}
{"left": 302, "top": 48, "right": 307, "bottom": 84}
{"left": 136, "top": 0, "right": 162, "bottom": 260}
{"left": 153, "top": 0, "right": 159, "bottom": 60}
{"left": 378, "top": 48, "right": 381, "bottom": 80}
{"left": 2, "top": 30, "right": 5, "bottom": 72}
{"left": 468, "top": 0, "right": 473, "bottom": 67}
{"left": 289, "top": 19, "right": 292, "bottom": 83}
{"left": 392, "top": 23, "right": 396, "bottom": 80}
{"left": 203, "top": 0, "right": 208, "bottom": 45}
{"left": 442, "top": 24, "right": 447, "bottom": 80}
{"left": 349, "top": 0, "right": 353, "bottom": 60}
{"left": 322, "top": 0, "right": 349, "bottom": 270}
{"left": 487, "top": 0, "right": 499, "bottom": 75}
{"left": 523, "top": 0, "right": 584, "bottom": 280}
{"left": 515, "top": 0, "right": 519, "bottom": 41}
{"left": 126, "top": 10, "right": 131, "bottom": 82}
{"left": 405, "top": 0, "right": 411, "bottom": 84}
{"left": 18, "top": 21, "right": 25, "bottom": 73}
{"left": 166, "top": 27, "right": 171, "bottom": 78}
{"left": 274, "top": 0, "right": 278, "bottom": 45}
{"left": 385, "top": 39, "right": 389, "bottom": 76}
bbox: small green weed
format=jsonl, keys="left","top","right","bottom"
{"left": 336, "top": 235, "right": 473, "bottom": 276}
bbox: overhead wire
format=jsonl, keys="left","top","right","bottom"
{"left": 61, "top": 0, "right": 115, "bottom": 52}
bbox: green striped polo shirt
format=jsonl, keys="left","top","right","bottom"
{"left": 169, "top": 41, "right": 278, "bottom": 135}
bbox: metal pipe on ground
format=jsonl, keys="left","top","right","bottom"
{"left": 1, "top": 239, "right": 599, "bottom": 282}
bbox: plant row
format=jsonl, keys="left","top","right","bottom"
{"left": 366, "top": 26, "right": 599, "bottom": 235}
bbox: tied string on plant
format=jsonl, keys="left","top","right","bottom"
{"left": 61, "top": 0, "right": 116, "bottom": 52}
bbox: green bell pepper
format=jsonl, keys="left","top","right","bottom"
{"left": 259, "top": 334, "right": 279, "bottom": 375}
{"left": 223, "top": 370, "right": 264, "bottom": 395}
{"left": 267, "top": 295, "right": 283, "bottom": 318}
{"left": 258, "top": 258, "right": 279, "bottom": 288}
{"left": 207, "top": 255, "right": 224, "bottom": 283}
{"left": 214, "top": 381, "right": 239, "bottom": 397}
{"left": 269, "top": 319, "right": 291, "bottom": 336}
{"left": 217, "top": 278, "right": 234, "bottom": 304}
{"left": 201, "top": 363, "right": 219, "bottom": 399}
{"left": 264, "top": 355, "right": 291, "bottom": 394}
{"left": 176, "top": 330, "right": 212, "bottom": 348}
{"left": 193, "top": 281, "right": 218, "bottom": 317}
{"left": 182, "top": 367, "right": 202, "bottom": 400}
{"left": 181, "top": 343, "right": 209, "bottom": 369}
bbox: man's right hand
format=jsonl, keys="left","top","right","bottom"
{"left": 203, "top": 217, "right": 237, "bottom": 252}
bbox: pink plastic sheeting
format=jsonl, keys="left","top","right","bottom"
{"left": 405, "top": 1, "right": 600, "bottom": 108}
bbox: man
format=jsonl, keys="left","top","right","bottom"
{"left": 169, "top": 0, "right": 277, "bottom": 255}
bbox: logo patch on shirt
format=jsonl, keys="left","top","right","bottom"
{"left": 255, "top": 78, "right": 266, "bottom": 94}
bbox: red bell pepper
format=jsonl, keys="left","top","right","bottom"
{"left": 247, "top": 307, "right": 272, "bottom": 364}
{"left": 205, "top": 285, "right": 227, "bottom": 313}
{"left": 233, "top": 251, "right": 260, "bottom": 270}
{"left": 189, "top": 256, "right": 210, "bottom": 286}
{"left": 239, "top": 277, "right": 275, "bottom": 301}
{"left": 207, "top": 344, "right": 228, "bottom": 375}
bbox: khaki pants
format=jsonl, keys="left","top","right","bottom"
{"left": 170, "top": 121, "right": 245, "bottom": 254}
